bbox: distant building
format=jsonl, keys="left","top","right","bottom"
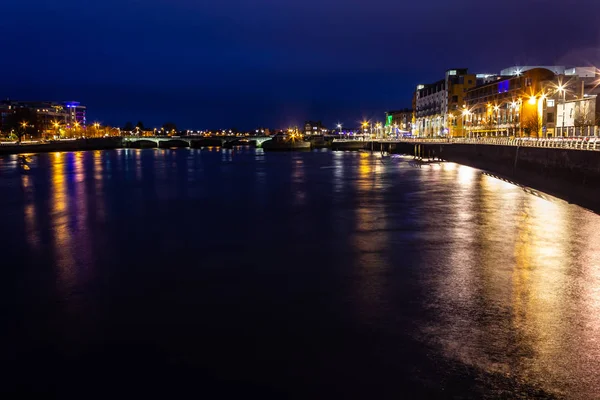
{"left": 0, "top": 101, "right": 12, "bottom": 132}
{"left": 0, "top": 99, "right": 87, "bottom": 137}
{"left": 501, "top": 66, "right": 567, "bottom": 76}
{"left": 304, "top": 121, "right": 327, "bottom": 135}
{"left": 414, "top": 68, "right": 478, "bottom": 137}
{"left": 385, "top": 108, "right": 413, "bottom": 133}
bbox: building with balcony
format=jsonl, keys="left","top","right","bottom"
{"left": 414, "top": 68, "right": 478, "bottom": 137}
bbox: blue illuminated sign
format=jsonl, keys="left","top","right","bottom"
{"left": 498, "top": 81, "right": 509, "bottom": 93}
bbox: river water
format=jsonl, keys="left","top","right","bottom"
{"left": 2, "top": 148, "right": 599, "bottom": 398}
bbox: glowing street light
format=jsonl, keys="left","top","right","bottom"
{"left": 461, "top": 109, "right": 471, "bottom": 138}
{"left": 493, "top": 105, "right": 500, "bottom": 136}
{"left": 556, "top": 83, "right": 568, "bottom": 137}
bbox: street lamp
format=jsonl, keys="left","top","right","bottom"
{"left": 362, "top": 121, "right": 369, "bottom": 139}
{"left": 493, "top": 105, "right": 500, "bottom": 136}
{"left": 20, "top": 121, "right": 28, "bottom": 142}
{"left": 557, "top": 84, "right": 567, "bottom": 137}
{"left": 462, "top": 109, "right": 470, "bottom": 138}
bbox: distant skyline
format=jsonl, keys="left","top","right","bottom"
{"left": 3, "top": 0, "right": 600, "bottom": 129}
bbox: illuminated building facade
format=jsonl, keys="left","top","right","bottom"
{"left": 385, "top": 108, "right": 413, "bottom": 134}
{"left": 0, "top": 100, "right": 87, "bottom": 136}
{"left": 465, "top": 67, "right": 600, "bottom": 137}
{"left": 304, "top": 120, "right": 327, "bottom": 135}
{"left": 414, "top": 68, "right": 477, "bottom": 137}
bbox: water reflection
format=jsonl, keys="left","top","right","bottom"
{"left": 3, "top": 148, "right": 600, "bottom": 398}
{"left": 291, "top": 156, "right": 306, "bottom": 207}
{"left": 352, "top": 153, "right": 389, "bottom": 321}
{"left": 50, "top": 153, "right": 77, "bottom": 295}
{"left": 424, "top": 165, "right": 600, "bottom": 398}
{"left": 21, "top": 173, "right": 39, "bottom": 250}
{"left": 93, "top": 151, "right": 106, "bottom": 222}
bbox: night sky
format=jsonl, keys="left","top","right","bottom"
{"left": 3, "top": 0, "right": 600, "bottom": 130}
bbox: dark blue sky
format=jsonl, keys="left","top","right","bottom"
{"left": 2, "top": 0, "right": 600, "bottom": 129}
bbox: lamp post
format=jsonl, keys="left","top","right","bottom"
{"left": 52, "top": 121, "right": 60, "bottom": 139}
{"left": 558, "top": 84, "right": 567, "bottom": 137}
{"left": 462, "top": 109, "right": 470, "bottom": 138}
{"left": 337, "top": 123, "right": 342, "bottom": 137}
{"left": 493, "top": 105, "right": 500, "bottom": 136}
{"left": 20, "top": 121, "right": 28, "bottom": 143}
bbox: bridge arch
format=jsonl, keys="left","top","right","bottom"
{"left": 158, "top": 139, "right": 190, "bottom": 148}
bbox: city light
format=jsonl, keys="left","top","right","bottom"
{"left": 528, "top": 96, "right": 537, "bottom": 105}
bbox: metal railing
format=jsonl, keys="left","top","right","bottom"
{"left": 344, "top": 136, "right": 600, "bottom": 151}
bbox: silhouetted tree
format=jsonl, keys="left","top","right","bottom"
{"left": 123, "top": 121, "right": 134, "bottom": 132}
{"left": 162, "top": 122, "right": 177, "bottom": 134}
{"left": 574, "top": 99, "right": 594, "bottom": 136}
{"left": 4, "top": 108, "right": 38, "bottom": 140}
{"left": 136, "top": 121, "right": 146, "bottom": 130}
{"left": 522, "top": 110, "right": 542, "bottom": 137}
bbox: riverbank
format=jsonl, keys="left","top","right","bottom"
{"left": 0, "top": 138, "right": 122, "bottom": 155}
{"left": 389, "top": 142, "right": 600, "bottom": 214}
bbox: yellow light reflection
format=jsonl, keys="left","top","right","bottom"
{"left": 93, "top": 151, "right": 106, "bottom": 221}
{"left": 51, "top": 152, "right": 77, "bottom": 294}
{"left": 21, "top": 173, "right": 39, "bottom": 250}
{"left": 291, "top": 157, "right": 306, "bottom": 206}
{"left": 352, "top": 152, "right": 389, "bottom": 321}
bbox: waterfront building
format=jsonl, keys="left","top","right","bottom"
{"left": 465, "top": 67, "right": 600, "bottom": 137}
{"left": 414, "top": 68, "right": 478, "bottom": 137}
{"left": 304, "top": 120, "right": 327, "bottom": 135}
{"left": 0, "top": 99, "right": 87, "bottom": 137}
{"left": 385, "top": 108, "right": 413, "bottom": 135}
{"left": 0, "top": 102, "right": 12, "bottom": 133}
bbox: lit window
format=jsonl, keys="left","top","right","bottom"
{"left": 547, "top": 99, "right": 555, "bottom": 107}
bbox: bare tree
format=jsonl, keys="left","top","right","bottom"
{"left": 522, "top": 110, "right": 542, "bottom": 137}
{"left": 574, "top": 99, "right": 594, "bottom": 136}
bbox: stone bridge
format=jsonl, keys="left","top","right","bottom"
{"left": 122, "top": 136, "right": 272, "bottom": 148}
